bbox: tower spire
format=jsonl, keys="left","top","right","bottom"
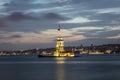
{"left": 57, "top": 25, "right": 61, "bottom": 37}
{"left": 58, "top": 25, "right": 61, "bottom": 31}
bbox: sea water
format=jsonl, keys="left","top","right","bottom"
{"left": 0, "top": 54, "right": 120, "bottom": 80}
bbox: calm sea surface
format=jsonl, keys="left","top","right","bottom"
{"left": 0, "top": 54, "right": 120, "bottom": 80}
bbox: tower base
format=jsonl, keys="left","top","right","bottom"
{"left": 54, "top": 51, "right": 74, "bottom": 57}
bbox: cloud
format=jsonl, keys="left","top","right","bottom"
{"left": 107, "top": 34, "right": 120, "bottom": 39}
{"left": 0, "top": 12, "right": 70, "bottom": 28}
{"left": 3, "top": 0, "right": 34, "bottom": 13}
{"left": 2, "top": 12, "right": 69, "bottom": 22}
{"left": 96, "top": 7, "right": 120, "bottom": 14}
{"left": 0, "top": 30, "right": 56, "bottom": 44}
{"left": 64, "top": 35, "right": 86, "bottom": 42}
{"left": 1, "top": 0, "right": 120, "bottom": 26}
{"left": 5, "top": 12, "right": 38, "bottom": 21}
{"left": 59, "top": 17, "right": 99, "bottom": 23}
{"left": 70, "top": 0, "right": 120, "bottom": 9}
{"left": 3, "top": 0, "right": 70, "bottom": 14}
{"left": 81, "top": 12, "right": 120, "bottom": 28}
{"left": 0, "top": 31, "right": 23, "bottom": 39}
{"left": 42, "top": 13, "right": 70, "bottom": 21}
{"left": 0, "top": 19, "right": 7, "bottom": 27}
{"left": 10, "top": 34, "right": 22, "bottom": 38}
{"left": 90, "top": 13, "right": 120, "bottom": 21}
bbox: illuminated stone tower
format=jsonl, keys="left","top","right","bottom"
{"left": 54, "top": 25, "right": 74, "bottom": 57}
{"left": 54, "top": 26, "right": 64, "bottom": 56}
{"left": 56, "top": 28, "right": 64, "bottom": 52}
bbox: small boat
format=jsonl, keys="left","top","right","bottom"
{"left": 38, "top": 54, "right": 54, "bottom": 57}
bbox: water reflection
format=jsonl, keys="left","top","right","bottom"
{"left": 55, "top": 58, "right": 66, "bottom": 80}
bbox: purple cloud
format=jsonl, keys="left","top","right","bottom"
{"left": 0, "top": 20, "right": 7, "bottom": 27}
{"left": 6, "top": 12, "right": 37, "bottom": 21}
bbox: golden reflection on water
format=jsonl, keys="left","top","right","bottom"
{"left": 55, "top": 58, "right": 66, "bottom": 80}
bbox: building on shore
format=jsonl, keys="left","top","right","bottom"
{"left": 54, "top": 26, "right": 74, "bottom": 57}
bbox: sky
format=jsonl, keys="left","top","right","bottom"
{"left": 0, "top": 0, "right": 120, "bottom": 50}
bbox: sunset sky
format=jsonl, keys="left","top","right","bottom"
{"left": 0, "top": 0, "right": 120, "bottom": 50}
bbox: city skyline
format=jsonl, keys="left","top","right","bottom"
{"left": 0, "top": 0, "right": 120, "bottom": 50}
